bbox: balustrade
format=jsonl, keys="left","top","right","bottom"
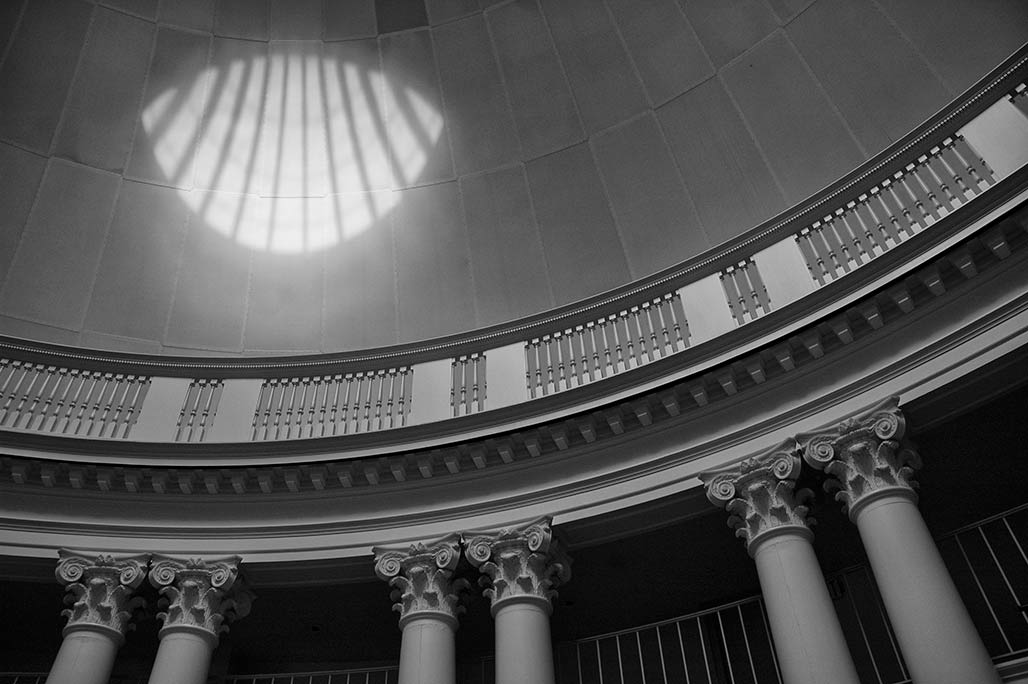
{"left": 0, "top": 359, "right": 148, "bottom": 438}
{"left": 251, "top": 369, "right": 412, "bottom": 440}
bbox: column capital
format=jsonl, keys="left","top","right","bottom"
{"left": 54, "top": 549, "right": 150, "bottom": 643}
{"left": 699, "top": 443, "right": 813, "bottom": 554}
{"left": 462, "top": 517, "right": 571, "bottom": 615}
{"left": 148, "top": 555, "right": 253, "bottom": 646}
{"left": 798, "top": 396, "right": 921, "bottom": 519}
{"left": 373, "top": 532, "right": 467, "bottom": 629}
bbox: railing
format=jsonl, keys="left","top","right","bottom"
{"left": 251, "top": 369, "right": 412, "bottom": 441}
{"left": 551, "top": 597, "right": 780, "bottom": 684}
{"left": 227, "top": 666, "right": 399, "bottom": 684}
{"left": 938, "top": 504, "right": 1028, "bottom": 661}
{"left": 0, "top": 49, "right": 1024, "bottom": 445}
{"left": 174, "top": 379, "right": 223, "bottom": 443}
{"left": 526, "top": 292, "right": 689, "bottom": 398}
{"left": 0, "top": 359, "right": 149, "bottom": 438}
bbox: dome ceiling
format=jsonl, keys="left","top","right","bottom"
{"left": 0, "top": 0, "right": 1025, "bottom": 355}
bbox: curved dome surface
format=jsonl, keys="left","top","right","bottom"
{"left": 0, "top": 0, "right": 1025, "bottom": 355}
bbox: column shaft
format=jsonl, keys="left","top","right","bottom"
{"left": 146, "top": 630, "right": 216, "bottom": 684}
{"left": 45, "top": 630, "right": 120, "bottom": 684}
{"left": 493, "top": 600, "right": 556, "bottom": 684}
{"left": 854, "top": 494, "right": 1000, "bottom": 684}
{"left": 398, "top": 617, "right": 456, "bottom": 684}
{"left": 753, "top": 532, "right": 860, "bottom": 684}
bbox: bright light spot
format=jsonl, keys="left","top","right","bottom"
{"left": 141, "top": 49, "right": 444, "bottom": 253}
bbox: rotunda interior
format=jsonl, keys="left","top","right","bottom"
{"left": 0, "top": 1, "right": 1027, "bottom": 683}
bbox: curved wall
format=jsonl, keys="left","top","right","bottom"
{"left": 0, "top": 0, "right": 1025, "bottom": 355}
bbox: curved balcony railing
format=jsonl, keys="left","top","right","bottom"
{"left": 2, "top": 45, "right": 1028, "bottom": 448}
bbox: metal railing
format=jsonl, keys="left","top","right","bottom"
{"left": 227, "top": 666, "right": 399, "bottom": 684}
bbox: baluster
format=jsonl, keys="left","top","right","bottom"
{"left": 120, "top": 377, "right": 149, "bottom": 439}
{"left": 542, "top": 337, "right": 555, "bottom": 395}
{"left": 271, "top": 380, "right": 289, "bottom": 440}
{"left": 525, "top": 341, "right": 538, "bottom": 399}
{"left": 11, "top": 366, "right": 45, "bottom": 429}
{"left": 85, "top": 370, "right": 116, "bottom": 434}
{"left": 375, "top": 371, "right": 387, "bottom": 431}
{"left": 340, "top": 374, "right": 354, "bottom": 434}
{"left": 585, "top": 323, "right": 602, "bottom": 379}
{"left": 200, "top": 382, "right": 222, "bottom": 443}
{"left": 252, "top": 381, "right": 272, "bottom": 441}
{"left": 952, "top": 136, "right": 995, "bottom": 190}
{"left": 401, "top": 367, "right": 413, "bottom": 426}
{"left": 871, "top": 186, "right": 904, "bottom": 245}
{"left": 852, "top": 200, "right": 884, "bottom": 258}
{"left": 0, "top": 363, "right": 32, "bottom": 426}
{"left": 653, "top": 297, "right": 673, "bottom": 354}
{"left": 385, "top": 370, "right": 398, "bottom": 427}
{"left": 600, "top": 317, "right": 615, "bottom": 375}
{"left": 938, "top": 138, "right": 974, "bottom": 199}
{"left": 573, "top": 326, "right": 590, "bottom": 384}
{"left": 20, "top": 366, "right": 54, "bottom": 429}
{"left": 39, "top": 368, "right": 70, "bottom": 432}
{"left": 92, "top": 374, "right": 121, "bottom": 437}
{"left": 454, "top": 357, "right": 462, "bottom": 415}
{"left": 328, "top": 375, "right": 343, "bottom": 436}
{"left": 313, "top": 379, "right": 328, "bottom": 437}
{"left": 73, "top": 374, "right": 105, "bottom": 436}
{"left": 177, "top": 381, "right": 199, "bottom": 442}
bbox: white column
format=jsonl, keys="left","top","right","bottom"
{"left": 701, "top": 448, "right": 861, "bottom": 684}
{"left": 374, "top": 534, "right": 466, "bottom": 684}
{"left": 146, "top": 556, "right": 254, "bottom": 684}
{"left": 45, "top": 551, "right": 149, "bottom": 684}
{"left": 464, "top": 518, "right": 571, "bottom": 684}
{"left": 801, "top": 397, "right": 1001, "bottom": 684}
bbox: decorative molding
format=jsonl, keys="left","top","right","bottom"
{"left": 54, "top": 549, "right": 149, "bottom": 642}
{"left": 799, "top": 397, "right": 922, "bottom": 519}
{"left": 700, "top": 444, "right": 813, "bottom": 553}
{"left": 373, "top": 533, "right": 466, "bottom": 629}
{"left": 148, "top": 555, "right": 252, "bottom": 645}
{"left": 463, "top": 518, "right": 571, "bottom": 615}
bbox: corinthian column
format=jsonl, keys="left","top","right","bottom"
{"left": 800, "top": 397, "right": 1000, "bottom": 684}
{"left": 463, "top": 518, "right": 570, "bottom": 684}
{"left": 700, "top": 447, "right": 861, "bottom": 684}
{"left": 146, "top": 556, "right": 254, "bottom": 684}
{"left": 374, "top": 533, "right": 467, "bottom": 684}
{"left": 46, "top": 550, "right": 149, "bottom": 684}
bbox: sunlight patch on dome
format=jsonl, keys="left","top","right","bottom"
{"left": 141, "top": 47, "right": 443, "bottom": 253}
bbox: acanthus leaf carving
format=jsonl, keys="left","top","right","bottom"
{"left": 373, "top": 533, "right": 467, "bottom": 628}
{"left": 148, "top": 555, "right": 251, "bottom": 644}
{"left": 799, "top": 397, "right": 921, "bottom": 517}
{"left": 699, "top": 443, "right": 814, "bottom": 553}
{"left": 462, "top": 517, "right": 571, "bottom": 614}
{"left": 54, "top": 550, "right": 149, "bottom": 641}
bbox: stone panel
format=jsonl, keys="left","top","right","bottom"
{"left": 54, "top": 7, "right": 154, "bottom": 173}
{"left": 540, "top": 0, "right": 648, "bottom": 134}
{"left": 433, "top": 14, "right": 519, "bottom": 175}
{"left": 657, "top": 78, "right": 785, "bottom": 245}
{"left": 461, "top": 166, "right": 553, "bottom": 325}
{"left": 606, "top": 0, "right": 713, "bottom": 106}
{"left": 486, "top": 0, "right": 584, "bottom": 160}
{"left": 394, "top": 182, "right": 476, "bottom": 340}
{"left": 525, "top": 143, "right": 629, "bottom": 304}
{"left": 0, "top": 0, "right": 91, "bottom": 153}
{"left": 0, "top": 160, "right": 120, "bottom": 329}
{"left": 721, "top": 32, "right": 865, "bottom": 204}
{"left": 83, "top": 181, "right": 190, "bottom": 341}
{"left": 592, "top": 113, "right": 708, "bottom": 277}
